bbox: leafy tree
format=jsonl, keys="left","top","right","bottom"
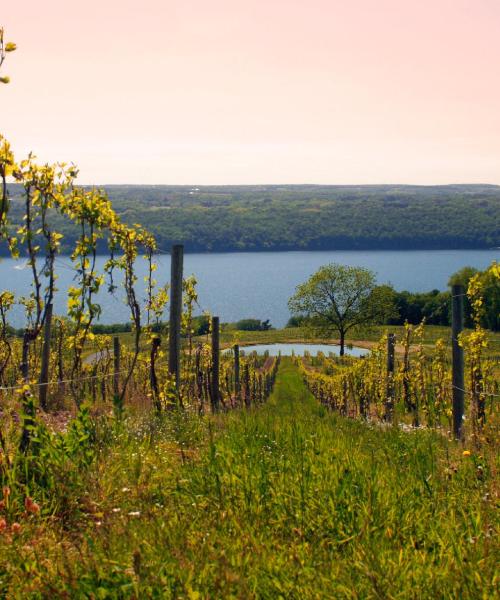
{"left": 261, "top": 319, "right": 272, "bottom": 331}
{"left": 288, "top": 264, "right": 395, "bottom": 355}
{"left": 235, "top": 318, "right": 273, "bottom": 331}
{"left": 448, "top": 263, "right": 499, "bottom": 330}
{"left": 388, "top": 289, "right": 451, "bottom": 326}
{"left": 286, "top": 315, "right": 306, "bottom": 328}
{"left": 476, "top": 263, "right": 500, "bottom": 331}
{"left": 448, "top": 266, "right": 479, "bottom": 288}
{"left": 448, "top": 266, "right": 479, "bottom": 327}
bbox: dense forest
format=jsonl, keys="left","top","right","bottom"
{"left": 5, "top": 183, "right": 500, "bottom": 254}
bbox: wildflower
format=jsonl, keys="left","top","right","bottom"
{"left": 24, "top": 497, "right": 40, "bottom": 515}
{"left": 463, "top": 450, "right": 471, "bottom": 457}
{"left": 11, "top": 522, "right": 21, "bottom": 534}
{"left": 2, "top": 486, "right": 10, "bottom": 498}
{"left": 0, "top": 518, "right": 7, "bottom": 532}
{"left": 16, "top": 384, "right": 31, "bottom": 396}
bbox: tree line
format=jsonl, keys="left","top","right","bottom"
{"left": 4, "top": 182, "right": 499, "bottom": 254}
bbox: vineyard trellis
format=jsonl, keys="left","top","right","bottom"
{"left": 296, "top": 266, "right": 499, "bottom": 446}
{"left": 0, "top": 118, "right": 282, "bottom": 476}
{"left": 0, "top": 28, "right": 498, "bottom": 532}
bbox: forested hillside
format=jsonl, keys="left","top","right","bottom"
{"left": 6, "top": 183, "right": 500, "bottom": 254}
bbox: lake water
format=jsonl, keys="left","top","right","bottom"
{"left": 3, "top": 249, "right": 498, "bottom": 328}
{"left": 228, "top": 343, "right": 368, "bottom": 357}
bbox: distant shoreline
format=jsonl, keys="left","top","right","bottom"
{"left": 1, "top": 247, "right": 499, "bottom": 259}
{"left": 1, "top": 246, "right": 498, "bottom": 258}
{"left": 5, "top": 183, "right": 500, "bottom": 254}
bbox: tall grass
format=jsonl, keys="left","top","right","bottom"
{"left": 0, "top": 359, "right": 497, "bottom": 598}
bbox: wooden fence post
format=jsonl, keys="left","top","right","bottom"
{"left": 113, "top": 336, "right": 121, "bottom": 399}
{"left": 385, "top": 333, "right": 396, "bottom": 421}
{"left": 150, "top": 336, "right": 161, "bottom": 412}
{"left": 452, "top": 285, "right": 465, "bottom": 440}
{"left": 168, "top": 244, "right": 184, "bottom": 391}
{"left": 233, "top": 344, "right": 240, "bottom": 402}
{"left": 20, "top": 331, "right": 30, "bottom": 382}
{"left": 244, "top": 364, "right": 250, "bottom": 408}
{"left": 195, "top": 344, "right": 204, "bottom": 411}
{"left": 39, "top": 303, "right": 53, "bottom": 410}
{"left": 211, "top": 316, "right": 220, "bottom": 412}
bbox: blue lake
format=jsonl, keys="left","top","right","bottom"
{"left": 3, "top": 249, "right": 498, "bottom": 328}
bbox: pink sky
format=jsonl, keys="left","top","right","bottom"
{"left": 2, "top": 0, "right": 500, "bottom": 184}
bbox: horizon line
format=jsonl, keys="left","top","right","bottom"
{"left": 50, "top": 181, "right": 500, "bottom": 188}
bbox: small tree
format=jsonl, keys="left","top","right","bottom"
{"left": 288, "top": 264, "right": 395, "bottom": 355}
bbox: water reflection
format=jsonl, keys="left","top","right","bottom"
{"left": 225, "top": 343, "right": 368, "bottom": 357}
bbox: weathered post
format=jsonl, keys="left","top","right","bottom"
{"left": 150, "top": 336, "right": 161, "bottom": 412}
{"left": 233, "top": 344, "right": 240, "bottom": 402}
{"left": 244, "top": 363, "right": 251, "bottom": 408}
{"left": 195, "top": 344, "right": 204, "bottom": 410}
{"left": 385, "top": 333, "right": 396, "bottom": 421}
{"left": 342, "top": 376, "right": 348, "bottom": 415}
{"left": 39, "top": 303, "right": 53, "bottom": 410}
{"left": 19, "top": 326, "right": 38, "bottom": 451}
{"left": 20, "top": 332, "right": 30, "bottom": 382}
{"left": 113, "top": 336, "right": 121, "bottom": 399}
{"left": 211, "top": 316, "right": 220, "bottom": 412}
{"left": 168, "top": 244, "right": 184, "bottom": 391}
{"left": 452, "top": 285, "right": 465, "bottom": 440}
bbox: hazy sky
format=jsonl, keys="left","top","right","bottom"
{"left": 3, "top": 0, "right": 500, "bottom": 184}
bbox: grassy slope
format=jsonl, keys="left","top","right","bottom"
{"left": 1, "top": 360, "right": 497, "bottom": 598}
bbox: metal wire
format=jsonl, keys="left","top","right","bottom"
{"left": 0, "top": 367, "right": 131, "bottom": 392}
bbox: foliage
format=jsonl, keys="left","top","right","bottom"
{"left": 446, "top": 264, "right": 500, "bottom": 331}
{"left": 233, "top": 318, "right": 273, "bottom": 331}
{"left": 286, "top": 315, "right": 306, "bottom": 328}
{"left": 0, "top": 27, "right": 497, "bottom": 596}
{"left": 289, "top": 264, "right": 396, "bottom": 355}
{"left": 298, "top": 267, "right": 499, "bottom": 436}
{"left": 0, "top": 27, "right": 16, "bottom": 85}
{"left": 4, "top": 182, "right": 500, "bottom": 254}
{"left": 286, "top": 263, "right": 499, "bottom": 332}
{"left": 0, "top": 361, "right": 497, "bottom": 598}
{"left": 389, "top": 289, "right": 452, "bottom": 326}
{"left": 448, "top": 266, "right": 480, "bottom": 288}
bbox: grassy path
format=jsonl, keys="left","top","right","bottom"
{"left": 1, "top": 359, "right": 498, "bottom": 598}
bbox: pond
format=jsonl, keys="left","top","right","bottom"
{"left": 228, "top": 343, "right": 369, "bottom": 357}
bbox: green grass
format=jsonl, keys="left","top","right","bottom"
{"left": 1, "top": 360, "right": 497, "bottom": 598}
{"left": 218, "top": 324, "right": 500, "bottom": 346}
{"left": 84, "top": 325, "right": 500, "bottom": 361}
